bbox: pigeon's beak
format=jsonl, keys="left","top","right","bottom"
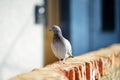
{"left": 49, "top": 27, "right": 53, "bottom": 31}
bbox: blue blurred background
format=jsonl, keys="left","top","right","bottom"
{"left": 60, "top": 0, "right": 120, "bottom": 56}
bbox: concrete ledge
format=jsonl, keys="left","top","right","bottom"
{"left": 10, "top": 44, "right": 120, "bottom": 80}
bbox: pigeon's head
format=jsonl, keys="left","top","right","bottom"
{"left": 49, "top": 25, "right": 62, "bottom": 34}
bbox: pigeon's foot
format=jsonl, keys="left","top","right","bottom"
{"left": 58, "top": 60, "right": 65, "bottom": 64}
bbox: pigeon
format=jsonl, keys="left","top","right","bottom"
{"left": 49, "top": 25, "right": 73, "bottom": 62}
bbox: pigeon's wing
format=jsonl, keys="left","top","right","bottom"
{"left": 63, "top": 38, "right": 72, "bottom": 56}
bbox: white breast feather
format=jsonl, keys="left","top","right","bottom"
{"left": 51, "top": 38, "right": 72, "bottom": 59}
{"left": 51, "top": 41, "right": 66, "bottom": 59}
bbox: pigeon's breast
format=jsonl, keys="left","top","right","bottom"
{"left": 51, "top": 38, "right": 66, "bottom": 59}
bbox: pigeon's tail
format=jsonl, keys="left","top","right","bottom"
{"left": 68, "top": 55, "right": 74, "bottom": 58}
{"left": 67, "top": 52, "right": 74, "bottom": 58}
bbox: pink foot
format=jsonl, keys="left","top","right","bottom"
{"left": 58, "top": 61, "right": 65, "bottom": 64}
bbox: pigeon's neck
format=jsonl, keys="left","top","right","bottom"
{"left": 53, "top": 32, "right": 63, "bottom": 39}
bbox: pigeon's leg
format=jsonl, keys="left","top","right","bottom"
{"left": 58, "top": 59, "right": 65, "bottom": 64}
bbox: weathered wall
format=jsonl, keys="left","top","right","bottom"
{"left": 10, "top": 44, "right": 120, "bottom": 80}
{"left": 0, "top": 0, "right": 44, "bottom": 79}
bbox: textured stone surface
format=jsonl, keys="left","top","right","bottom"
{"left": 10, "top": 44, "right": 120, "bottom": 80}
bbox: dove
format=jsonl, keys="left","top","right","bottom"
{"left": 49, "top": 25, "right": 73, "bottom": 62}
